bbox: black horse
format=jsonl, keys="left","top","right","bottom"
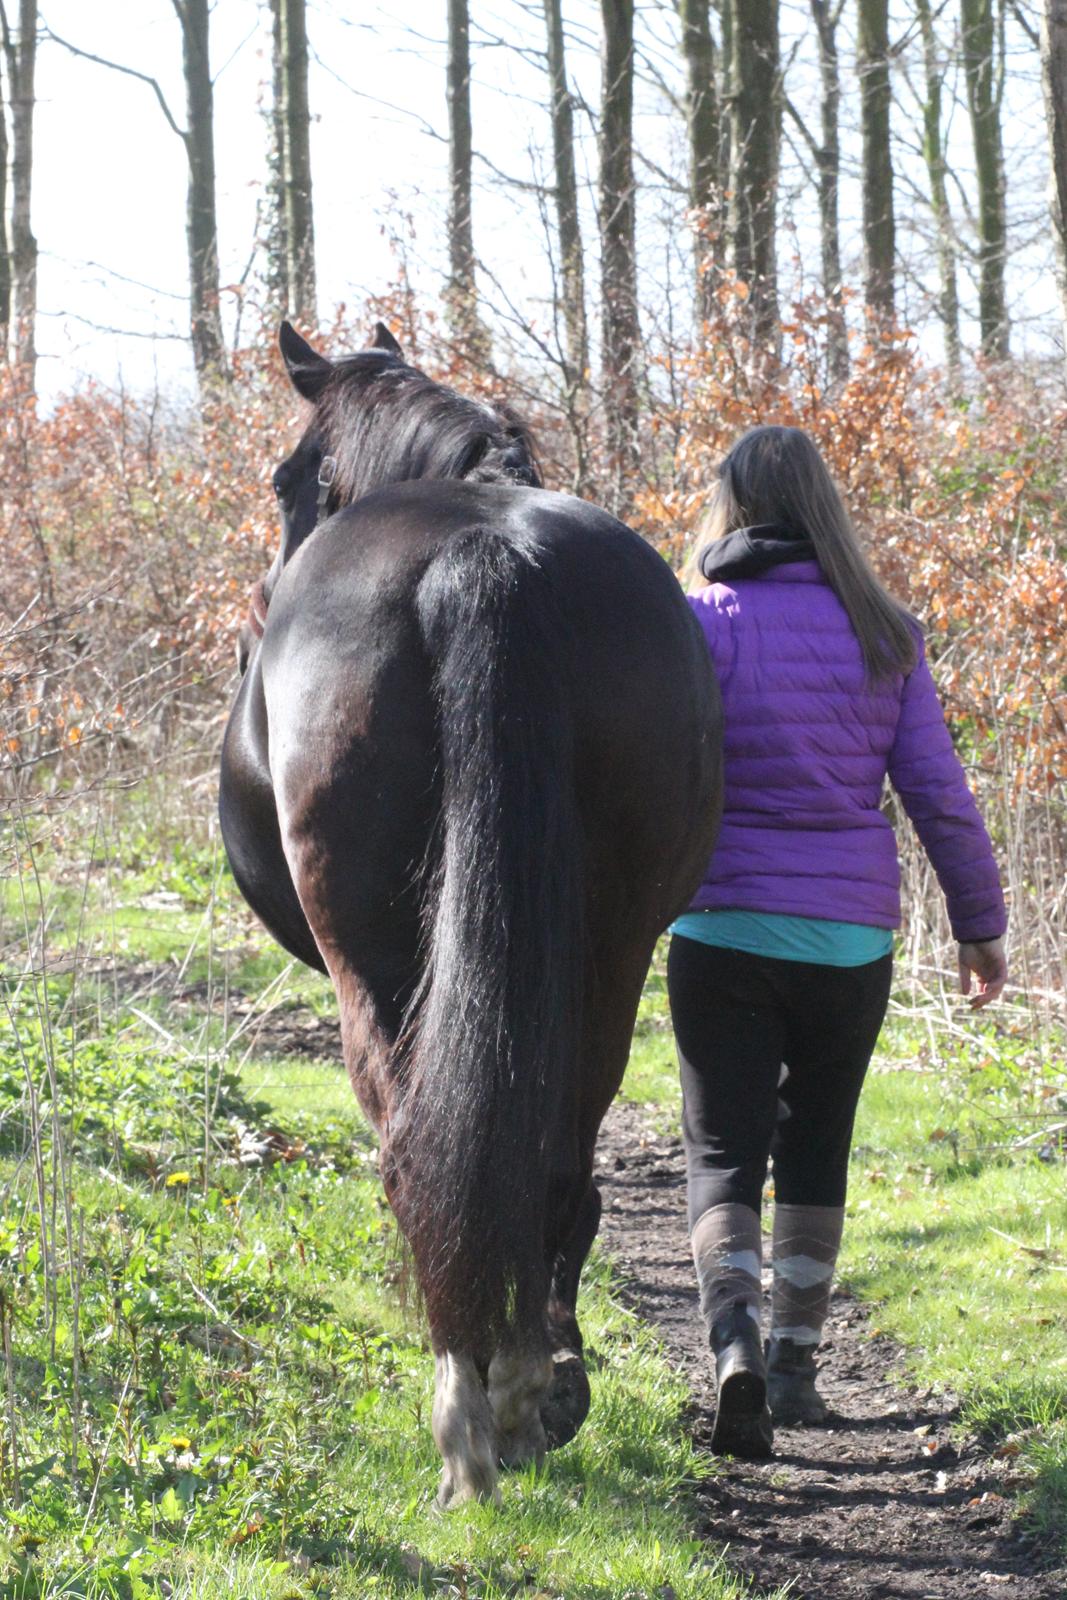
{"left": 219, "top": 322, "right": 721, "bottom": 1506}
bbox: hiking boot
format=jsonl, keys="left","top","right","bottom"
{"left": 709, "top": 1300, "right": 774, "bottom": 1459}
{"left": 767, "top": 1335, "right": 827, "bottom": 1425}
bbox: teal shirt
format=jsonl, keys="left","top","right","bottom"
{"left": 670, "top": 909, "right": 893, "bottom": 967}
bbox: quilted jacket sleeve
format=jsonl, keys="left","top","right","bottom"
{"left": 887, "top": 634, "right": 1007, "bottom": 943}
{"left": 687, "top": 584, "right": 740, "bottom": 680}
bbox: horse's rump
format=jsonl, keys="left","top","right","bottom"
{"left": 253, "top": 481, "right": 719, "bottom": 1362}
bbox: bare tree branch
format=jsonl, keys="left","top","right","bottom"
{"left": 309, "top": 45, "right": 444, "bottom": 142}
{"left": 212, "top": 17, "right": 259, "bottom": 85}
{"left": 1007, "top": 0, "right": 1039, "bottom": 49}
{"left": 784, "top": 93, "right": 820, "bottom": 158}
{"left": 38, "top": 309, "right": 188, "bottom": 341}
{"left": 41, "top": 23, "right": 187, "bottom": 142}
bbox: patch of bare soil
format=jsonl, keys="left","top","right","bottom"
{"left": 67, "top": 956, "right": 346, "bottom": 1062}
{"left": 220, "top": 1002, "right": 342, "bottom": 1061}
{"left": 596, "top": 1102, "right": 1067, "bottom": 1600}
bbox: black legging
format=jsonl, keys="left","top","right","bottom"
{"left": 667, "top": 935, "right": 893, "bottom": 1227}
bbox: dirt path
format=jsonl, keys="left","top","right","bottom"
{"left": 133, "top": 987, "right": 1067, "bottom": 1595}
{"left": 596, "top": 1102, "right": 1067, "bottom": 1600}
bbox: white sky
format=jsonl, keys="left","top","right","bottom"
{"left": 31, "top": 0, "right": 1061, "bottom": 407}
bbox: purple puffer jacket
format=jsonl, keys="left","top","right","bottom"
{"left": 688, "top": 540, "right": 1006, "bottom": 941}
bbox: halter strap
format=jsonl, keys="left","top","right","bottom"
{"left": 317, "top": 454, "right": 338, "bottom": 522}
{"left": 246, "top": 577, "right": 270, "bottom": 640}
{"left": 244, "top": 455, "right": 339, "bottom": 646}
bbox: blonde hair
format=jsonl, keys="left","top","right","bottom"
{"left": 683, "top": 426, "right": 916, "bottom": 682}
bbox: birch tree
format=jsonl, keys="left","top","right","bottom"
{"left": 678, "top": 0, "right": 720, "bottom": 318}
{"left": 544, "top": 0, "right": 588, "bottom": 399}
{"left": 266, "top": 0, "right": 288, "bottom": 313}
{"left": 445, "top": 0, "right": 489, "bottom": 355}
{"left": 786, "top": 0, "right": 849, "bottom": 380}
{"left": 0, "top": 0, "right": 37, "bottom": 384}
{"left": 916, "top": 0, "right": 961, "bottom": 375}
{"left": 961, "top": 0, "right": 1009, "bottom": 358}
{"left": 726, "top": 0, "right": 780, "bottom": 347}
{"left": 811, "top": 1, "right": 846, "bottom": 379}
{"left": 857, "top": 0, "right": 896, "bottom": 322}
{"left": 174, "top": 0, "right": 226, "bottom": 381}
{"left": 1041, "top": 0, "right": 1067, "bottom": 364}
{"left": 0, "top": 46, "right": 10, "bottom": 338}
{"left": 599, "top": 0, "right": 641, "bottom": 509}
{"left": 276, "top": 0, "right": 316, "bottom": 326}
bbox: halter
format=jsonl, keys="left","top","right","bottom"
{"left": 246, "top": 577, "right": 269, "bottom": 641}
{"left": 316, "top": 454, "right": 338, "bottom": 523}
{"left": 244, "top": 454, "right": 339, "bottom": 645}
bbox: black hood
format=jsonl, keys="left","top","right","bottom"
{"left": 699, "top": 522, "right": 817, "bottom": 582}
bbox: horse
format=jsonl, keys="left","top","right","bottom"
{"left": 219, "top": 320, "right": 722, "bottom": 1507}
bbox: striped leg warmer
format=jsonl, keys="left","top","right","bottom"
{"left": 770, "top": 1202, "right": 844, "bottom": 1347}
{"left": 691, "top": 1202, "right": 763, "bottom": 1334}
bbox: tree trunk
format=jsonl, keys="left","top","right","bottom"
{"left": 1041, "top": 0, "right": 1067, "bottom": 366}
{"left": 174, "top": 0, "right": 226, "bottom": 383}
{"left": 810, "top": 0, "right": 847, "bottom": 381}
{"left": 266, "top": 0, "right": 289, "bottom": 315}
{"left": 599, "top": 0, "right": 641, "bottom": 512}
{"left": 917, "top": 0, "right": 961, "bottom": 377}
{"left": 1, "top": 0, "right": 37, "bottom": 384}
{"left": 279, "top": 0, "right": 316, "bottom": 327}
{"left": 719, "top": 0, "right": 733, "bottom": 208}
{"left": 445, "top": 0, "right": 488, "bottom": 356}
{"left": 544, "top": 0, "right": 590, "bottom": 491}
{"left": 678, "top": 0, "right": 720, "bottom": 317}
{"left": 0, "top": 48, "right": 11, "bottom": 338}
{"left": 544, "top": 0, "right": 588, "bottom": 396}
{"left": 962, "top": 0, "right": 1009, "bottom": 359}
{"left": 726, "top": 0, "right": 780, "bottom": 348}
{"left": 856, "top": 0, "right": 895, "bottom": 323}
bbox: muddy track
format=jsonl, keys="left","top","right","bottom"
{"left": 596, "top": 1101, "right": 1067, "bottom": 1600}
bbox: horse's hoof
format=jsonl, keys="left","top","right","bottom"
{"left": 436, "top": 1468, "right": 501, "bottom": 1510}
{"left": 539, "top": 1348, "right": 591, "bottom": 1450}
{"left": 498, "top": 1423, "right": 547, "bottom": 1470}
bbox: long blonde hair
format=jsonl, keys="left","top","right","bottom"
{"left": 684, "top": 425, "right": 916, "bottom": 682}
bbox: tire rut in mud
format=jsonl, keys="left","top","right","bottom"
{"left": 595, "top": 1101, "right": 1066, "bottom": 1600}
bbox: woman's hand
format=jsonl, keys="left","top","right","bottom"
{"left": 957, "top": 938, "right": 1008, "bottom": 1010}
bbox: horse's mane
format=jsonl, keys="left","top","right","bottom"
{"left": 318, "top": 354, "right": 542, "bottom": 504}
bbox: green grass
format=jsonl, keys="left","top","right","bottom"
{"left": 4, "top": 808, "right": 1065, "bottom": 1591}
{"left": 0, "top": 1118, "right": 747, "bottom": 1599}
{"left": 0, "top": 835, "right": 765, "bottom": 1600}
{"left": 621, "top": 960, "right": 677, "bottom": 1114}
{"left": 842, "top": 1065, "right": 1067, "bottom": 1543}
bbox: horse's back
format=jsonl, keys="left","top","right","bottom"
{"left": 260, "top": 479, "right": 720, "bottom": 939}
{"left": 269, "top": 479, "right": 719, "bottom": 794}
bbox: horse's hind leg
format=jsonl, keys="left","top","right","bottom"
{"left": 432, "top": 1352, "right": 501, "bottom": 1508}
{"left": 541, "top": 1179, "right": 601, "bottom": 1449}
{"left": 537, "top": 939, "right": 656, "bottom": 1450}
{"left": 488, "top": 1345, "right": 553, "bottom": 1468}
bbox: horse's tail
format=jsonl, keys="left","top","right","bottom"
{"left": 393, "top": 528, "right": 584, "bottom": 1362}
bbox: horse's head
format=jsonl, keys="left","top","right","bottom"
{"left": 238, "top": 321, "right": 541, "bottom": 675}
{"left": 276, "top": 319, "right": 542, "bottom": 565}
{"left": 268, "top": 320, "right": 403, "bottom": 573}
{"left": 241, "top": 321, "right": 543, "bottom": 678}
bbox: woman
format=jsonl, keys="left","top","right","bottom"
{"left": 670, "top": 425, "right": 1008, "bottom": 1459}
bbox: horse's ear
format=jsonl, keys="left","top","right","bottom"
{"left": 371, "top": 321, "right": 403, "bottom": 357}
{"left": 279, "top": 321, "right": 332, "bottom": 400}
